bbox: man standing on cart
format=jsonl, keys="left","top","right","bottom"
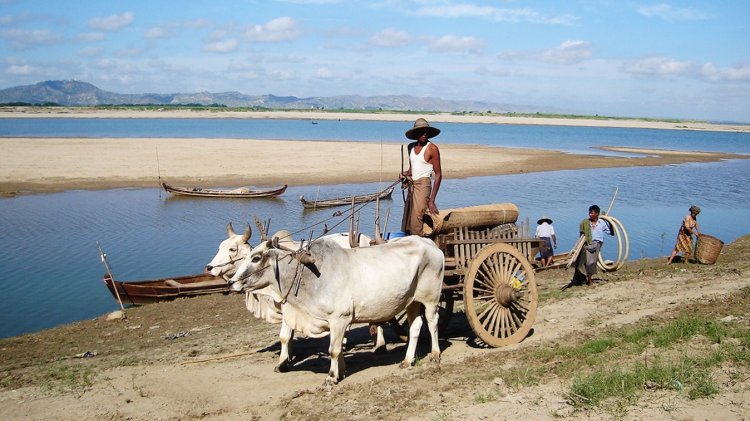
{"left": 400, "top": 118, "right": 443, "bottom": 237}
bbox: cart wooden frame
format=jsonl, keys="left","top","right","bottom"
{"left": 432, "top": 223, "right": 543, "bottom": 348}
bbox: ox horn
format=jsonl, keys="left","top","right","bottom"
{"left": 348, "top": 197, "right": 359, "bottom": 248}
{"left": 253, "top": 214, "right": 268, "bottom": 242}
{"left": 227, "top": 222, "right": 236, "bottom": 237}
{"left": 242, "top": 224, "right": 252, "bottom": 243}
{"left": 373, "top": 197, "right": 387, "bottom": 245}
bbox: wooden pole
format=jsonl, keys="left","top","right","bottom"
{"left": 606, "top": 187, "right": 619, "bottom": 215}
{"left": 155, "top": 146, "right": 162, "bottom": 199}
{"left": 97, "top": 242, "right": 125, "bottom": 312}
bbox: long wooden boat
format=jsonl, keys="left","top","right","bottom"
{"left": 299, "top": 186, "right": 394, "bottom": 209}
{"left": 162, "top": 182, "right": 287, "bottom": 198}
{"left": 102, "top": 273, "right": 230, "bottom": 305}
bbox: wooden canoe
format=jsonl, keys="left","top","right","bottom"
{"left": 102, "top": 273, "right": 230, "bottom": 305}
{"left": 300, "top": 186, "right": 394, "bottom": 209}
{"left": 162, "top": 182, "right": 287, "bottom": 198}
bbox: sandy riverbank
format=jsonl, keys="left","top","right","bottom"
{"left": 1, "top": 108, "right": 748, "bottom": 194}
{"left": 1, "top": 107, "right": 749, "bottom": 133}
{"left": 0, "top": 136, "right": 747, "bottom": 195}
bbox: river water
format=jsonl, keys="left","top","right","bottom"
{"left": 0, "top": 118, "right": 748, "bottom": 339}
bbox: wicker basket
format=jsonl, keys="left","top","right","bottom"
{"left": 695, "top": 234, "right": 724, "bottom": 265}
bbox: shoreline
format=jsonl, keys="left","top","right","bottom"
{"left": 1, "top": 107, "right": 749, "bottom": 133}
{"left": 0, "top": 136, "right": 747, "bottom": 195}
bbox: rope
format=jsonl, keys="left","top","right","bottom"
{"left": 281, "top": 179, "right": 402, "bottom": 243}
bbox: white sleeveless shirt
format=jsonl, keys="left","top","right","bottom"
{"left": 410, "top": 142, "right": 433, "bottom": 181}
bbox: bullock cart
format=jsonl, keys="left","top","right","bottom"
{"left": 413, "top": 203, "right": 628, "bottom": 347}
{"left": 417, "top": 203, "right": 543, "bottom": 348}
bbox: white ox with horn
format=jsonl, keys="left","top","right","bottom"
{"left": 229, "top": 234, "right": 444, "bottom": 384}
{"left": 206, "top": 223, "right": 387, "bottom": 370}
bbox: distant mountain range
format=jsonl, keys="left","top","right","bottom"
{"left": 0, "top": 80, "right": 536, "bottom": 113}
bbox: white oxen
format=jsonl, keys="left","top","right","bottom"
{"left": 229, "top": 235, "right": 444, "bottom": 384}
{"left": 206, "top": 223, "right": 386, "bottom": 370}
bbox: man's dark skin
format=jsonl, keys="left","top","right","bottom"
{"left": 402, "top": 131, "right": 442, "bottom": 215}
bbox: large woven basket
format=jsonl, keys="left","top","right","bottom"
{"left": 422, "top": 203, "right": 519, "bottom": 236}
{"left": 695, "top": 234, "right": 724, "bottom": 264}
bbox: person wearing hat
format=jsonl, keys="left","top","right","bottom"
{"left": 400, "top": 118, "right": 443, "bottom": 236}
{"left": 535, "top": 216, "right": 557, "bottom": 267}
{"left": 667, "top": 205, "right": 701, "bottom": 264}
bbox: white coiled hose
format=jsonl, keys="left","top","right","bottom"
{"left": 597, "top": 214, "right": 629, "bottom": 271}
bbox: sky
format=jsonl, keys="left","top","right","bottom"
{"left": 1, "top": 1, "right": 749, "bottom": 122}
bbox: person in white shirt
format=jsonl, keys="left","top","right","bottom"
{"left": 535, "top": 216, "right": 557, "bottom": 266}
{"left": 400, "top": 118, "right": 442, "bottom": 236}
{"left": 576, "top": 204, "right": 611, "bottom": 286}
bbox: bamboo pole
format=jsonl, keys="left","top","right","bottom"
{"left": 606, "top": 187, "right": 619, "bottom": 215}
{"left": 97, "top": 242, "right": 125, "bottom": 312}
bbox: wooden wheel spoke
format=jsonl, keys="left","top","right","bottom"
{"left": 482, "top": 304, "right": 500, "bottom": 332}
{"left": 474, "top": 269, "right": 495, "bottom": 291}
{"left": 473, "top": 292, "right": 495, "bottom": 302}
{"left": 482, "top": 256, "right": 502, "bottom": 287}
{"left": 492, "top": 254, "right": 505, "bottom": 285}
{"left": 497, "top": 307, "right": 510, "bottom": 334}
{"left": 509, "top": 305, "right": 525, "bottom": 330}
{"left": 495, "top": 307, "right": 508, "bottom": 338}
{"left": 500, "top": 260, "right": 515, "bottom": 286}
{"left": 475, "top": 300, "right": 494, "bottom": 320}
{"left": 478, "top": 260, "right": 500, "bottom": 288}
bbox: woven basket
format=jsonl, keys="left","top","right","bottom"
{"left": 695, "top": 234, "right": 724, "bottom": 265}
{"left": 422, "top": 203, "right": 519, "bottom": 236}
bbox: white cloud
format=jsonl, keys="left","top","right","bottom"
{"left": 115, "top": 47, "right": 142, "bottom": 58}
{"left": 315, "top": 67, "right": 333, "bottom": 79}
{"left": 6, "top": 64, "right": 34, "bottom": 75}
{"left": 77, "top": 32, "right": 105, "bottom": 42}
{"left": 1, "top": 28, "right": 63, "bottom": 49}
{"left": 538, "top": 40, "right": 592, "bottom": 64}
{"left": 278, "top": 0, "right": 342, "bottom": 3}
{"left": 245, "top": 17, "right": 301, "bottom": 42}
{"left": 622, "top": 55, "right": 695, "bottom": 76}
{"left": 637, "top": 4, "right": 710, "bottom": 22}
{"left": 203, "top": 39, "right": 238, "bottom": 53}
{"left": 268, "top": 69, "right": 294, "bottom": 80}
{"left": 78, "top": 47, "right": 103, "bottom": 57}
{"left": 88, "top": 11, "right": 134, "bottom": 31}
{"left": 414, "top": 4, "right": 577, "bottom": 25}
{"left": 429, "top": 34, "right": 484, "bottom": 53}
{"left": 144, "top": 26, "right": 172, "bottom": 39}
{"left": 700, "top": 62, "right": 750, "bottom": 82}
{"left": 369, "top": 28, "right": 411, "bottom": 47}
{"left": 498, "top": 40, "right": 592, "bottom": 65}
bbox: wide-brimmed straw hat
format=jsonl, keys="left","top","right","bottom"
{"left": 405, "top": 118, "right": 441, "bottom": 140}
{"left": 537, "top": 216, "right": 553, "bottom": 225}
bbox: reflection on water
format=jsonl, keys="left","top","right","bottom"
{"left": 1, "top": 158, "right": 749, "bottom": 339}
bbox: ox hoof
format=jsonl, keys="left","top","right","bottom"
{"left": 274, "top": 362, "right": 290, "bottom": 373}
{"left": 398, "top": 360, "right": 414, "bottom": 369}
{"left": 430, "top": 352, "right": 441, "bottom": 364}
{"left": 323, "top": 376, "right": 339, "bottom": 387}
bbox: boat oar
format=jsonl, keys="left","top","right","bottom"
{"left": 97, "top": 242, "right": 126, "bottom": 313}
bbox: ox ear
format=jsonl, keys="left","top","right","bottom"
{"left": 297, "top": 252, "right": 316, "bottom": 265}
{"left": 227, "top": 222, "right": 236, "bottom": 238}
{"left": 242, "top": 225, "right": 252, "bottom": 243}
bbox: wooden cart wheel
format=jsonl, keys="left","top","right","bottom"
{"left": 391, "top": 292, "right": 454, "bottom": 342}
{"left": 463, "top": 242, "right": 538, "bottom": 347}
